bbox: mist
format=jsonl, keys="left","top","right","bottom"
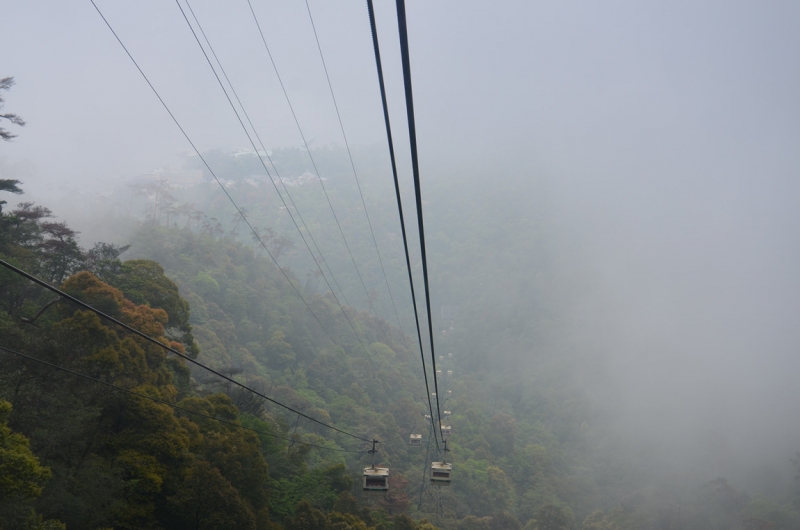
{"left": 4, "top": 0, "right": 800, "bottom": 518}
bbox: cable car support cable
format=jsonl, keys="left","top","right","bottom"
{"left": 182, "top": 0, "right": 356, "bottom": 323}
{"left": 90, "top": 0, "right": 396, "bottom": 420}
{"left": 394, "top": 0, "right": 445, "bottom": 442}
{"left": 245, "top": 0, "right": 396, "bottom": 349}
{"left": 176, "top": 1, "right": 404, "bottom": 416}
{"left": 364, "top": 0, "right": 438, "bottom": 451}
{"left": 0, "top": 344, "right": 364, "bottom": 453}
{"left": 302, "top": 0, "right": 411, "bottom": 354}
{"left": 176, "top": 0, "right": 378, "bottom": 363}
{"left": 87, "top": 0, "right": 339, "bottom": 350}
{"left": 0, "top": 258, "right": 372, "bottom": 444}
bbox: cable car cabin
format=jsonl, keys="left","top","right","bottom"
{"left": 436, "top": 369, "right": 442, "bottom": 376}
{"left": 431, "top": 392, "right": 437, "bottom": 398}
{"left": 424, "top": 414, "right": 431, "bottom": 421}
{"left": 439, "top": 355, "right": 444, "bottom": 361}
{"left": 410, "top": 434, "right": 422, "bottom": 446}
{"left": 430, "top": 462, "right": 452, "bottom": 485}
{"left": 447, "top": 390, "right": 452, "bottom": 396}
{"left": 443, "top": 410, "right": 451, "bottom": 418}
{"left": 440, "top": 424, "right": 452, "bottom": 436}
{"left": 447, "top": 370, "right": 453, "bottom": 377}
{"left": 363, "top": 467, "right": 389, "bottom": 492}
{"left": 448, "top": 352, "right": 453, "bottom": 358}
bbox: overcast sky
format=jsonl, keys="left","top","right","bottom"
{"left": 4, "top": 0, "right": 800, "bottom": 486}
{"left": 3, "top": 1, "right": 798, "bottom": 187}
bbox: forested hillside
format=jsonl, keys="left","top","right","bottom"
{"left": 5, "top": 0, "right": 800, "bottom": 526}
{"left": 2, "top": 169, "right": 800, "bottom": 530}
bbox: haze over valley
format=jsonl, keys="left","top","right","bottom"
{"left": 2, "top": 1, "right": 799, "bottom": 529}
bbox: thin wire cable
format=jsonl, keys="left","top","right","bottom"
{"left": 394, "top": 0, "right": 444, "bottom": 442}
{"left": 0, "top": 344, "right": 362, "bottom": 453}
{"left": 175, "top": 0, "right": 388, "bottom": 394}
{"left": 88, "top": 0, "right": 338, "bottom": 350}
{"left": 365, "top": 0, "right": 437, "bottom": 450}
{"left": 94, "top": 0, "right": 400, "bottom": 418}
{"left": 183, "top": 0, "right": 344, "bottom": 312}
{"left": 245, "top": 0, "right": 390, "bottom": 343}
{"left": 241, "top": 0, "right": 409, "bottom": 417}
{"left": 183, "top": 0, "right": 350, "bottom": 317}
{"left": 176, "top": 5, "right": 407, "bottom": 420}
{"left": 417, "top": 413, "right": 434, "bottom": 510}
{"left": 92, "top": 0, "right": 398, "bottom": 418}
{"left": 0, "top": 257, "right": 370, "bottom": 443}
{"left": 302, "top": 0, "right": 409, "bottom": 352}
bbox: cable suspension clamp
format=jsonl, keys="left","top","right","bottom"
{"left": 368, "top": 439, "right": 380, "bottom": 468}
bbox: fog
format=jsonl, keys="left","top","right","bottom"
{"left": 4, "top": 0, "right": 800, "bottom": 499}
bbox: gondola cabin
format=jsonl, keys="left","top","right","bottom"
{"left": 410, "top": 434, "right": 422, "bottom": 446}
{"left": 447, "top": 390, "right": 452, "bottom": 396}
{"left": 439, "top": 355, "right": 444, "bottom": 361}
{"left": 443, "top": 410, "right": 451, "bottom": 418}
{"left": 448, "top": 352, "right": 453, "bottom": 358}
{"left": 424, "top": 414, "right": 431, "bottom": 421}
{"left": 440, "top": 424, "right": 452, "bottom": 436}
{"left": 436, "top": 369, "right": 442, "bottom": 376}
{"left": 430, "top": 462, "right": 452, "bottom": 485}
{"left": 447, "top": 370, "right": 453, "bottom": 377}
{"left": 431, "top": 392, "right": 437, "bottom": 398}
{"left": 363, "top": 467, "right": 389, "bottom": 492}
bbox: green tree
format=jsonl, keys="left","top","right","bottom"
{"left": 0, "top": 400, "right": 59, "bottom": 529}
{"left": 0, "top": 179, "right": 23, "bottom": 194}
{"left": 285, "top": 500, "right": 330, "bottom": 530}
{"left": 166, "top": 460, "right": 256, "bottom": 530}
{"left": 486, "top": 466, "right": 514, "bottom": 511}
{"left": 0, "top": 400, "right": 51, "bottom": 501}
{"left": 179, "top": 394, "right": 270, "bottom": 512}
{"left": 85, "top": 242, "right": 130, "bottom": 280}
{"left": 42, "top": 221, "right": 83, "bottom": 277}
{"left": 0, "top": 178, "right": 23, "bottom": 214}
{"left": 457, "top": 515, "right": 491, "bottom": 530}
{"left": 264, "top": 330, "right": 295, "bottom": 369}
{"left": 525, "top": 504, "right": 573, "bottom": 530}
{"left": 112, "top": 260, "right": 198, "bottom": 356}
{"left": 486, "top": 413, "right": 517, "bottom": 456}
{"left": 395, "top": 514, "right": 423, "bottom": 530}
{"left": 327, "top": 511, "right": 369, "bottom": 530}
{"left": 581, "top": 510, "right": 620, "bottom": 530}
{"left": 490, "top": 512, "right": 522, "bottom": 530}
{"left": 0, "top": 77, "right": 25, "bottom": 141}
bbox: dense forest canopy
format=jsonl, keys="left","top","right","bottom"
{"left": 3, "top": 1, "right": 800, "bottom": 529}
{"left": 2, "top": 151, "right": 800, "bottom": 529}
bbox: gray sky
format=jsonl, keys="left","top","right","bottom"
{"left": 4, "top": 0, "right": 800, "bottom": 488}
{"left": 3, "top": 1, "right": 798, "bottom": 183}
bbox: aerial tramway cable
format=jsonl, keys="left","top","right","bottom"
{"left": 394, "top": 0, "right": 446, "bottom": 442}
{"left": 87, "top": 0, "right": 340, "bottom": 351}
{"left": 0, "top": 344, "right": 363, "bottom": 454}
{"left": 174, "top": 0, "right": 381, "bottom": 370}
{"left": 180, "top": 0, "right": 416, "bottom": 416}
{"left": 182, "top": 0, "right": 357, "bottom": 324}
{"left": 364, "top": 0, "right": 439, "bottom": 451}
{"left": 178, "top": 3, "right": 409, "bottom": 423}
{"left": 302, "top": 0, "right": 411, "bottom": 353}
{"left": 244, "top": 0, "right": 397, "bottom": 346}
{"left": 0, "top": 257, "right": 371, "bottom": 444}
{"left": 90, "top": 1, "right": 404, "bottom": 448}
